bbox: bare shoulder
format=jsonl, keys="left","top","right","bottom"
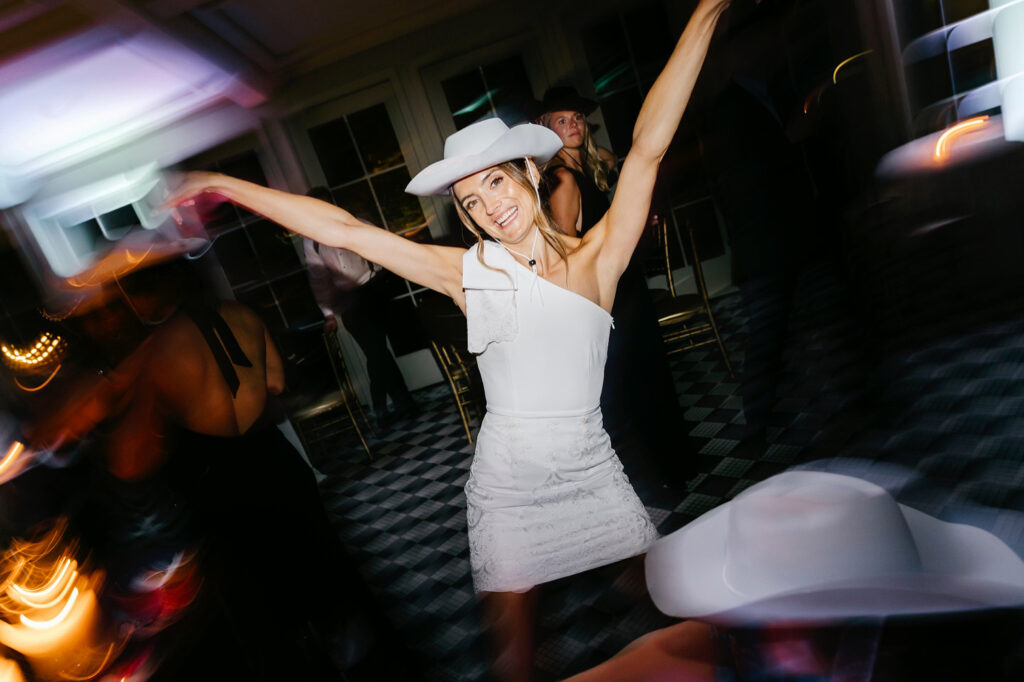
{"left": 553, "top": 166, "right": 576, "bottom": 182}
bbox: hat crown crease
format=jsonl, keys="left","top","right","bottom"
{"left": 721, "top": 474, "right": 922, "bottom": 599}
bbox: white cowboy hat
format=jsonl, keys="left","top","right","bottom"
{"left": 646, "top": 470, "right": 1024, "bottom": 624}
{"left": 42, "top": 232, "right": 209, "bottom": 318}
{"left": 405, "top": 118, "right": 562, "bottom": 196}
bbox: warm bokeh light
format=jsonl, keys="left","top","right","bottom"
{"left": 0, "top": 521, "right": 120, "bottom": 680}
{"left": 0, "top": 442, "right": 24, "bottom": 476}
{"left": 0, "top": 333, "right": 66, "bottom": 369}
{"left": 934, "top": 116, "right": 991, "bottom": 161}
{"left": 0, "top": 657, "right": 25, "bottom": 682}
{"left": 832, "top": 49, "right": 873, "bottom": 84}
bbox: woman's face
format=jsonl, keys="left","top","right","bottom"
{"left": 452, "top": 164, "right": 537, "bottom": 245}
{"left": 545, "top": 110, "right": 587, "bottom": 149}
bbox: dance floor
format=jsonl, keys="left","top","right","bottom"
{"left": 304, "top": 260, "right": 1024, "bottom": 681}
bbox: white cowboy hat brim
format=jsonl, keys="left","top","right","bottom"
{"left": 64, "top": 233, "right": 209, "bottom": 289}
{"left": 42, "top": 233, "right": 209, "bottom": 317}
{"left": 646, "top": 476, "right": 1024, "bottom": 624}
{"left": 406, "top": 123, "right": 562, "bottom": 196}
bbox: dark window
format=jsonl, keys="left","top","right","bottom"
{"left": 441, "top": 55, "right": 534, "bottom": 129}
{"left": 181, "top": 147, "right": 320, "bottom": 332}
{"left": 303, "top": 102, "right": 431, "bottom": 354}
{"left": 900, "top": 0, "right": 1001, "bottom": 134}
{"left": 581, "top": 2, "right": 673, "bottom": 155}
{"left": 307, "top": 103, "right": 426, "bottom": 234}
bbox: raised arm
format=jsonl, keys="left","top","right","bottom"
{"left": 588, "top": 0, "right": 730, "bottom": 280}
{"left": 166, "top": 172, "right": 466, "bottom": 308}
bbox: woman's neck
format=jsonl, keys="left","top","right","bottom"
{"left": 559, "top": 147, "right": 584, "bottom": 171}
{"left": 499, "top": 225, "right": 567, "bottom": 278}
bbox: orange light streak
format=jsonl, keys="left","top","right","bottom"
{"left": 15, "top": 570, "right": 78, "bottom": 610}
{"left": 19, "top": 586, "right": 78, "bottom": 630}
{"left": 934, "top": 115, "right": 990, "bottom": 160}
{"left": 11, "top": 558, "right": 75, "bottom": 602}
{"left": 0, "top": 442, "right": 23, "bottom": 474}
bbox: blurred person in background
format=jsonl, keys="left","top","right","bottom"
{"left": 537, "top": 86, "right": 698, "bottom": 497}
{"left": 26, "top": 254, "right": 418, "bottom": 680}
{"left": 303, "top": 186, "right": 416, "bottom": 429}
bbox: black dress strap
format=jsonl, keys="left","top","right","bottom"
{"left": 566, "top": 167, "right": 610, "bottom": 236}
{"left": 184, "top": 304, "right": 253, "bottom": 397}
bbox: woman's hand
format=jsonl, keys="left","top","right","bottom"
{"left": 162, "top": 171, "right": 231, "bottom": 210}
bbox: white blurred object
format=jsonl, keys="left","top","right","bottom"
{"left": 646, "top": 470, "right": 1024, "bottom": 623}
{"left": 0, "top": 27, "right": 263, "bottom": 209}
{"left": 993, "top": 1, "right": 1024, "bottom": 141}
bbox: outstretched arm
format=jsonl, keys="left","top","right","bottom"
{"left": 588, "top": 0, "right": 730, "bottom": 281}
{"left": 166, "top": 173, "right": 466, "bottom": 309}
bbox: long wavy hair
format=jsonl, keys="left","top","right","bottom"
{"left": 450, "top": 159, "right": 572, "bottom": 271}
{"left": 537, "top": 112, "right": 610, "bottom": 192}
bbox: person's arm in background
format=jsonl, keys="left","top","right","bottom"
{"left": 303, "top": 238, "right": 339, "bottom": 333}
{"left": 547, "top": 166, "right": 583, "bottom": 235}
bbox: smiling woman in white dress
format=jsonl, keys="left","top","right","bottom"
{"left": 166, "top": 1, "right": 731, "bottom": 678}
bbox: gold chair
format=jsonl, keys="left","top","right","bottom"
{"left": 415, "top": 294, "right": 482, "bottom": 444}
{"left": 649, "top": 211, "right": 733, "bottom": 375}
{"left": 430, "top": 340, "right": 479, "bottom": 444}
{"left": 289, "top": 330, "right": 374, "bottom": 460}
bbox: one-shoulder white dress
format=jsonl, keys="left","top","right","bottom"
{"left": 463, "top": 241, "right": 659, "bottom": 593}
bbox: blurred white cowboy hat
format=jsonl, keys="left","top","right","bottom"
{"left": 42, "top": 232, "right": 208, "bottom": 319}
{"left": 406, "top": 118, "right": 562, "bottom": 196}
{"left": 646, "top": 470, "right": 1024, "bottom": 624}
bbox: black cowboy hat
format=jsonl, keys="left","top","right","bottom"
{"left": 534, "top": 86, "right": 599, "bottom": 117}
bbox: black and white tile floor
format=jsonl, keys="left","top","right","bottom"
{"left": 301, "top": 261, "right": 1024, "bottom": 681}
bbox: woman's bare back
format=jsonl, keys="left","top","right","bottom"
{"left": 150, "top": 302, "right": 274, "bottom": 436}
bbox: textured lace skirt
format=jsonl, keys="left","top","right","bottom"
{"left": 465, "top": 408, "right": 659, "bottom": 593}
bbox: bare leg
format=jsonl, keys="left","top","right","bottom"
{"left": 563, "top": 621, "right": 719, "bottom": 682}
{"left": 481, "top": 589, "right": 538, "bottom": 682}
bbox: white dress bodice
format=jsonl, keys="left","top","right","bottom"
{"left": 463, "top": 241, "right": 612, "bottom": 418}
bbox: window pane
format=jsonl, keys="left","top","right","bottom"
{"left": 212, "top": 229, "right": 261, "bottom": 286}
{"left": 271, "top": 272, "right": 322, "bottom": 329}
{"left": 905, "top": 52, "right": 953, "bottom": 119}
{"left": 308, "top": 117, "right": 364, "bottom": 186}
{"left": 330, "top": 180, "right": 383, "bottom": 226}
{"left": 348, "top": 103, "right": 406, "bottom": 174}
{"left": 483, "top": 56, "right": 534, "bottom": 125}
{"left": 600, "top": 89, "right": 643, "bottom": 156}
{"left": 950, "top": 39, "right": 995, "bottom": 94}
{"left": 895, "top": 0, "right": 945, "bottom": 46}
{"left": 247, "top": 219, "right": 302, "bottom": 279}
{"left": 217, "top": 150, "right": 267, "bottom": 187}
{"left": 624, "top": 3, "right": 673, "bottom": 90}
{"left": 372, "top": 167, "right": 425, "bottom": 233}
{"left": 442, "top": 68, "right": 489, "bottom": 130}
{"left": 942, "top": 0, "right": 989, "bottom": 24}
{"left": 583, "top": 17, "right": 635, "bottom": 99}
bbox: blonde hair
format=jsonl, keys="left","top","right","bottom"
{"left": 537, "top": 112, "right": 610, "bottom": 192}
{"left": 451, "top": 159, "right": 572, "bottom": 271}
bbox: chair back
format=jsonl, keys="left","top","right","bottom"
{"left": 414, "top": 292, "right": 482, "bottom": 443}
{"left": 279, "top": 326, "right": 373, "bottom": 458}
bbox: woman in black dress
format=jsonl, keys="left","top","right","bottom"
{"left": 537, "top": 87, "right": 697, "bottom": 498}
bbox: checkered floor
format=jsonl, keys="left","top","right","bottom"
{"left": 301, "top": 260, "right": 1024, "bottom": 681}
